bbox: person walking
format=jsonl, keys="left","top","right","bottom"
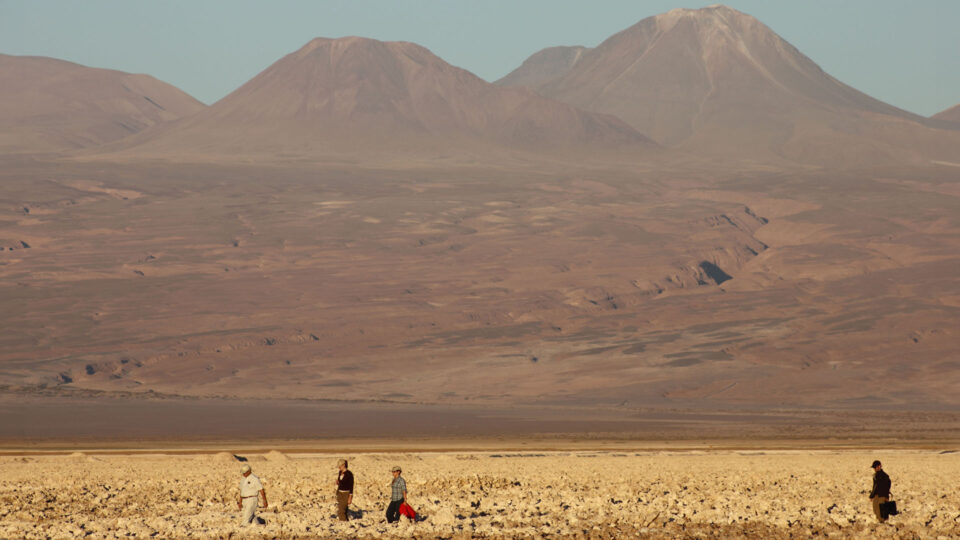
{"left": 386, "top": 466, "right": 407, "bottom": 523}
{"left": 334, "top": 458, "right": 354, "bottom": 521}
{"left": 237, "top": 464, "right": 267, "bottom": 526}
{"left": 869, "top": 460, "right": 892, "bottom": 523}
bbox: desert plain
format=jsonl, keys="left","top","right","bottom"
{"left": 2, "top": 447, "right": 959, "bottom": 539}
{"left": 4, "top": 158, "right": 960, "bottom": 411}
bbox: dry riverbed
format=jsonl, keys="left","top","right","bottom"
{"left": 2, "top": 449, "right": 958, "bottom": 538}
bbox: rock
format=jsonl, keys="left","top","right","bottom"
{"left": 266, "top": 450, "right": 291, "bottom": 462}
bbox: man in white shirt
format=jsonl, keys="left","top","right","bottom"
{"left": 237, "top": 464, "right": 267, "bottom": 526}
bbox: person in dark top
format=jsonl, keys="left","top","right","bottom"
{"left": 869, "top": 460, "right": 892, "bottom": 522}
{"left": 334, "top": 458, "right": 354, "bottom": 521}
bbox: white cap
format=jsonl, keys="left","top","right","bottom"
{"left": 241, "top": 464, "right": 251, "bottom": 474}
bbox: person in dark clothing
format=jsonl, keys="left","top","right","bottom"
{"left": 869, "top": 460, "right": 892, "bottom": 522}
{"left": 334, "top": 458, "right": 354, "bottom": 521}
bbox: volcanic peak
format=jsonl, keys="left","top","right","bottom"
{"left": 292, "top": 36, "right": 435, "bottom": 65}
{"left": 608, "top": 4, "right": 790, "bottom": 68}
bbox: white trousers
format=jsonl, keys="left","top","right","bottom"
{"left": 240, "top": 496, "right": 258, "bottom": 525}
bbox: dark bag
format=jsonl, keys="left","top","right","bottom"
{"left": 879, "top": 500, "right": 898, "bottom": 518}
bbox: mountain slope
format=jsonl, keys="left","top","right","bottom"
{"left": 116, "top": 37, "right": 652, "bottom": 161}
{"left": 0, "top": 54, "right": 204, "bottom": 154}
{"left": 933, "top": 104, "right": 960, "bottom": 124}
{"left": 496, "top": 46, "right": 587, "bottom": 89}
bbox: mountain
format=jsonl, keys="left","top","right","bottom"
{"left": 498, "top": 5, "right": 960, "bottom": 166}
{"left": 115, "top": 37, "right": 652, "bottom": 161}
{"left": 933, "top": 104, "right": 960, "bottom": 124}
{"left": 496, "top": 46, "right": 587, "bottom": 89}
{"left": 0, "top": 54, "right": 204, "bottom": 154}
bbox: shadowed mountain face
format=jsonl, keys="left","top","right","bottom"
{"left": 498, "top": 5, "right": 960, "bottom": 166}
{"left": 116, "top": 37, "right": 651, "bottom": 161}
{"left": 0, "top": 55, "right": 205, "bottom": 154}
{"left": 933, "top": 104, "right": 960, "bottom": 124}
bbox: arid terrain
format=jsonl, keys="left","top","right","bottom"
{"left": 2, "top": 156, "right": 959, "bottom": 415}
{"left": 2, "top": 5, "right": 960, "bottom": 538}
{"left": 2, "top": 448, "right": 958, "bottom": 539}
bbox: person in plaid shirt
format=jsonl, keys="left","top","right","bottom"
{"left": 386, "top": 466, "right": 407, "bottom": 523}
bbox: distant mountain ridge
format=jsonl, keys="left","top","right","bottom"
{"left": 5, "top": 5, "right": 958, "bottom": 166}
{"left": 0, "top": 54, "right": 204, "bottom": 154}
{"left": 112, "top": 37, "right": 653, "bottom": 161}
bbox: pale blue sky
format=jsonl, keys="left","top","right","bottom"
{"left": 1, "top": 1, "right": 958, "bottom": 116}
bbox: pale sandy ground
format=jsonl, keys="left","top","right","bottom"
{"left": 2, "top": 449, "right": 958, "bottom": 539}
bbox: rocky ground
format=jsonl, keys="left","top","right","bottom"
{"left": 1, "top": 448, "right": 958, "bottom": 539}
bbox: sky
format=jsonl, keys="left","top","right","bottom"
{"left": 1, "top": 0, "right": 958, "bottom": 116}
